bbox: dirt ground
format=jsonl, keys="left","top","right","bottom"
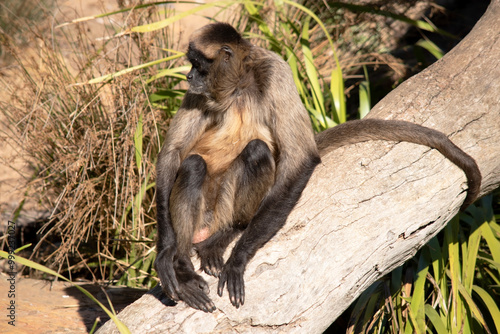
{"left": 0, "top": 276, "right": 147, "bottom": 333}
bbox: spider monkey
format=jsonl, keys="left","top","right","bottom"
{"left": 154, "top": 23, "right": 481, "bottom": 312}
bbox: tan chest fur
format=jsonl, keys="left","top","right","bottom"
{"left": 189, "top": 108, "right": 274, "bottom": 177}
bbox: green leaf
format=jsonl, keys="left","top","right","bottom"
{"left": 244, "top": 2, "right": 281, "bottom": 52}
{"left": 347, "top": 282, "right": 382, "bottom": 334}
{"left": 480, "top": 217, "right": 500, "bottom": 264}
{"left": 446, "top": 216, "right": 462, "bottom": 332}
{"left": 301, "top": 17, "right": 329, "bottom": 127}
{"left": 416, "top": 39, "right": 444, "bottom": 60}
{"left": 330, "top": 65, "right": 346, "bottom": 124}
{"left": 134, "top": 113, "right": 143, "bottom": 171}
{"left": 427, "top": 237, "right": 449, "bottom": 315}
{"left": 463, "top": 219, "right": 481, "bottom": 292}
{"left": 281, "top": 0, "right": 345, "bottom": 124}
{"left": 146, "top": 65, "right": 190, "bottom": 84}
{"left": 149, "top": 89, "right": 185, "bottom": 103}
{"left": 473, "top": 285, "right": 500, "bottom": 333}
{"left": 131, "top": 0, "right": 234, "bottom": 33}
{"left": 358, "top": 66, "right": 371, "bottom": 119}
{"left": 477, "top": 256, "right": 500, "bottom": 272}
{"left": 456, "top": 280, "right": 489, "bottom": 332}
{"left": 425, "top": 304, "right": 448, "bottom": 334}
{"left": 409, "top": 254, "right": 429, "bottom": 333}
{"left": 86, "top": 55, "right": 185, "bottom": 84}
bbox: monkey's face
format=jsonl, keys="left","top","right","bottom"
{"left": 186, "top": 45, "right": 212, "bottom": 95}
{"left": 186, "top": 46, "right": 239, "bottom": 97}
{"left": 186, "top": 39, "right": 252, "bottom": 104}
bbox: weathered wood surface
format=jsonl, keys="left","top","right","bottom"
{"left": 97, "top": 1, "right": 500, "bottom": 332}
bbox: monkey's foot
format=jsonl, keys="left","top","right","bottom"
{"left": 176, "top": 275, "right": 216, "bottom": 313}
{"left": 198, "top": 248, "right": 224, "bottom": 277}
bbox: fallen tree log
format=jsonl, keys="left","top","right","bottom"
{"left": 97, "top": 1, "right": 500, "bottom": 333}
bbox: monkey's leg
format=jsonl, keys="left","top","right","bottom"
{"left": 168, "top": 154, "right": 216, "bottom": 312}
{"left": 197, "top": 139, "right": 275, "bottom": 277}
{"left": 218, "top": 151, "right": 320, "bottom": 308}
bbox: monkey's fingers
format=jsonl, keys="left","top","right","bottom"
{"left": 201, "top": 254, "right": 223, "bottom": 277}
{"left": 161, "top": 275, "right": 180, "bottom": 301}
{"left": 228, "top": 273, "right": 244, "bottom": 308}
{"left": 218, "top": 266, "right": 245, "bottom": 308}
{"left": 217, "top": 271, "right": 227, "bottom": 297}
{"left": 155, "top": 256, "right": 181, "bottom": 300}
{"left": 181, "top": 292, "right": 216, "bottom": 313}
{"left": 179, "top": 281, "right": 216, "bottom": 313}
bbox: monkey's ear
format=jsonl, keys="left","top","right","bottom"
{"left": 220, "top": 46, "right": 233, "bottom": 62}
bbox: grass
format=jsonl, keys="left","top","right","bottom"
{"left": 1, "top": 0, "right": 179, "bottom": 287}
{"left": 346, "top": 194, "right": 500, "bottom": 334}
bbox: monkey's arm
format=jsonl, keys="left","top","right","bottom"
{"left": 155, "top": 149, "right": 181, "bottom": 299}
{"left": 155, "top": 105, "right": 210, "bottom": 301}
{"left": 217, "top": 150, "right": 320, "bottom": 307}
{"left": 217, "top": 73, "right": 321, "bottom": 306}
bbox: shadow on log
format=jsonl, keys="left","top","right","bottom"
{"left": 97, "top": 0, "right": 500, "bottom": 332}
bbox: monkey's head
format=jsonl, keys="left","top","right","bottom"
{"left": 186, "top": 23, "right": 254, "bottom": 102}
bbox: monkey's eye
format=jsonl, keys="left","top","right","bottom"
{"left": 221, "top": 46, "right": 233, "bottom": 57}
{"left": 219, "top": 46, "right": 233, "bottom": 63}
{"left": 190, "top": 59, "right": 200, "bottom": 68}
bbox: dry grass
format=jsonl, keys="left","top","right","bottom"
{"left": 1, "top": 2, "right": 180, "bottom": 285}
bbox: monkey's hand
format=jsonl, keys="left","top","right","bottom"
{"left": 217, "top": 257, "right": 245, "bottom": 308}
{"left": 198, "top": 246, "right": 225, "bottom": 277}
{"left": 156, "top": 249, "right": 216, "bottom": 312}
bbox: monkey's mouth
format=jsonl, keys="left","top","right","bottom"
{"left": 187, "top": 84, "right": 206, "bottom": 95}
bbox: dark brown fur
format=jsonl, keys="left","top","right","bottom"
{"left": 155, "top": 23, "right": 481, "bottom": 312}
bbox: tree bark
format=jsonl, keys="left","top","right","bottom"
{"left": 97, "top": 1, "right": 500, "bottom": 333}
